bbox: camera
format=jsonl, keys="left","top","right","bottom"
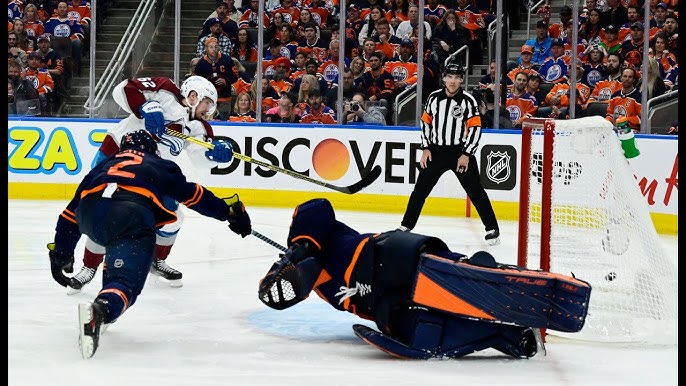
{"left": 351, "top": 101, "right": 360, "bottom": 111}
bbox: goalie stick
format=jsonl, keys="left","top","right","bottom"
{"left": 251, "top": 229, "right": 287, "bottom": 252}
{"left": 164, "top": 129, "right": 382, "bottom": 194}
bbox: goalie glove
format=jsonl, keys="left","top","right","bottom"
{"left": 205, "top": 139, "right": 233, "bottom": 163}
{"left": 138, "top": 100, "right": 165, "bottom": 137}
{"left": 47, "top": 242, "right": 74, "bottom": 287}
{"left": 223, "top": 194, "right": 251, "bottom": 238}
{"left": 258, "top": 245, "right": 321, "bottom": 310}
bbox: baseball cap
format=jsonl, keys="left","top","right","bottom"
{"left": 400, "top": 38, "right": 413, "bottom": 47}
{"left": 630, "top": 21, "right": 644, "bottom": 30}
{"left": 207, "top": 17, "right": 222, "bottom": 26}
{"left": 604, "top": 24, "right": 617, "bottom": 33}
{"left": 37, "top": 33, "right": 51, "bottom": 42}
{"left": 521, "top": 44, "right": 533, "bottom": 54}
{"left": 665, "top": 12, "right": 677, "bottom": 21}
{"left": 348, "top": 4, "right": 358, "bottom": 11}
{"left": 550, "top": 38, "right": 564, "bottom": 47}
{"left": 536, "top": 20, "right": 549, "bottom": 29}
{"left": 655, "top": 2, "right": 668, "bottom": 10}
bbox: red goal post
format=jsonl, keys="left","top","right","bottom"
{"left": 516, "top": 117, "right": 677, "bottom": 343}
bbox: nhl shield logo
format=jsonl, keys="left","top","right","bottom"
{"left": 451, "top": 104, "right": 463, "bottom": 117}
{"left": 486, "top": 151, "right": 510, "bottom": 183}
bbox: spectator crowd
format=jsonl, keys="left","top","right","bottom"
{"left": 9, "top": 0, "right": 113, "bottom": 116}
{"left": 9, "top": 0, "right": 678, "bottom": 132}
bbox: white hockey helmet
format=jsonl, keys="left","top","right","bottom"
{"left": 180, "top": 75, "right": 218, "bottom": 120}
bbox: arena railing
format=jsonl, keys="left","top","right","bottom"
{"left": 83, "top": 0, "right": 160, "bottom": 117}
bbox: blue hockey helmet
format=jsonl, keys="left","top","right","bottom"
{"left": 120, "top": 130, "right": 159, "bottom": 154}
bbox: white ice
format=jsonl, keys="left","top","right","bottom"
{"left": 8, "top": 200, "right": 678, "bottom": 386}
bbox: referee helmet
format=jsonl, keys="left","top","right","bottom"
{"left": 443, "top": 62, "right": 466, "bottom": 77}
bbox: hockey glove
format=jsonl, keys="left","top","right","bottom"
{"left": 205, "top": 139, "right": 233, "bottom": 163}
{"left": 228, "top": 201, "right": 251, "bottom": 238}
{"left": 138, "top": 100, "right": 165, "bottom": 137}
{"left": 47, "top": 242, "right": 74, "bottom": 287}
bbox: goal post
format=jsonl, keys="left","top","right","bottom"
{"left": 517, "top": 116, "right": 677, "bottom": 343}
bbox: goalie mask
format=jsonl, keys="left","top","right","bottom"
{"left": 180, "top": 75, "right": 218, "bottom": 120}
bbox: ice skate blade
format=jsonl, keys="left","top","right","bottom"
{"left": 78, "top": 303, "right": 95, "bottom": 359}
{"left": 149, "top": 274, "right": 184, "bottom": 288}
{"left": 486, "top": 237, "right": 501, "bottom": 246}
{"left": 67, "top": 286, "right": 83, "bottom": 295}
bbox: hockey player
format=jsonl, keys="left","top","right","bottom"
{"left": 48, "top": 130, "right": 252, "bottom": 359}
{"left": 258, "top": 198, "right": 591, "bottom": 359}
{"left": 68, "top": 75, "right": 233, "bottom": 292}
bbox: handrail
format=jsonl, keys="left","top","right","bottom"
{"left": 393, "top": 83, "right": 417, "bottom": 126}
{"left": 646, "top": 89, "right": 679, "bottom": 133}
{"left": 486, "top": 14, "right": 503, "bottom": 65}
{"left": 445, "top": 45, "right": 469, "bottom": 90}
{"left": 526, "top": 0, "right": 546, "bottom": 41}
{"left": 83, "top": 0, "right": 157, "bottom": 115}
{"left": 646, "top": 89, "right": 678, "bottom": 110}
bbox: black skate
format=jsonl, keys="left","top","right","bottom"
{"left": 150, "top": 259, "right": 183, "bottom": 287}
{"left": 78, "top": 299, "right": 108, "bottom": 359}
{"left": 68, "top": 266, "right": 97, "bottom": 295}
{"left": 520, "top": 327, "right": 546, "bottom": 358}
{"left": 485, "top": 229, "right": 501, "bottom": 246}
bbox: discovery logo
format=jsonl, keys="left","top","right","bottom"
{"left": 480, "top": 145, "right": 516, "bottom": 190}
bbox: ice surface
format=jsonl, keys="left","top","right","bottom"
{"left": 8, "top": 200, "right": 678, "bottom": 386}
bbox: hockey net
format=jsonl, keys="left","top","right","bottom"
{"left": 517, "top": 117, "right": 677, "bottom": 344}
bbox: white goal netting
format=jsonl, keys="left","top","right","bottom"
{"left": 520, "top": 116, "right": 677, "bottom": 344}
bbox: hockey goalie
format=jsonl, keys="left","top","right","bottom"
{"left": 258, "top": 198, "right": 591, "bottom": 359}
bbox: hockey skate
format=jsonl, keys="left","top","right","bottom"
{"left": 520, "top": 328, "right": 546, "bottom": 358}
{"left": 485, "top": 229, "right": 501, "bottom": 246}
{"left": 67, "top": 266, "right": 97, "bottom": 295}
{"left": 78, "top": 299, "right": 108, "bottom": 359}
{"left": 149, "top": 259, "right": 183, "bottom": 288}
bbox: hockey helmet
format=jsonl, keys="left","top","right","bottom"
{"left": 443, "top": 62, "right": 466, "bottom": 78}
{"left": 120, "top": 130, "right": 159, "bottom": 154}
{"left": 180, "top": 75, "right": 218, "bottom": 119}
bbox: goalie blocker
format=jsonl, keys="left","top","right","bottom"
{"left": 258, "top": 198, "right": 591, "bottom": 359}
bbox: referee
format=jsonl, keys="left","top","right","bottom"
{"left": 397, "top": 62, "right": 500, "bottom": 245}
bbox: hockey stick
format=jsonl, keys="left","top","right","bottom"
{"left": 251, "top": 229, "right": 287, "bottom": 252}
{"left": 164, "top": 129, "right": 382, "bottom": 194}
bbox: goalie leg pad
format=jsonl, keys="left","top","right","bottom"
{"left": 412, "top": 253, "right": 591, "bottom": 332}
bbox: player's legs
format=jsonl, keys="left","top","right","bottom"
{"left": 76, "top": 198, "right": 156, "bottom": 359}
{"left": 149, "top": 197, "right": 184, "bottom": 286}
{"left": 69, "top": 237, "right": 106, "bottom": 292}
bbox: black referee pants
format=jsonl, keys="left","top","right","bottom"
{"left": 401, "top": 147, "right": 499, "bottom": 232}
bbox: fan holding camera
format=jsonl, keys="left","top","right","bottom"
{"left": 343, "top": 92, "right": 387, "bottom": 125}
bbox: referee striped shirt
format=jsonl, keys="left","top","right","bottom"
{"left": 420, "top": 87, "right": 483, "bottom": 155}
